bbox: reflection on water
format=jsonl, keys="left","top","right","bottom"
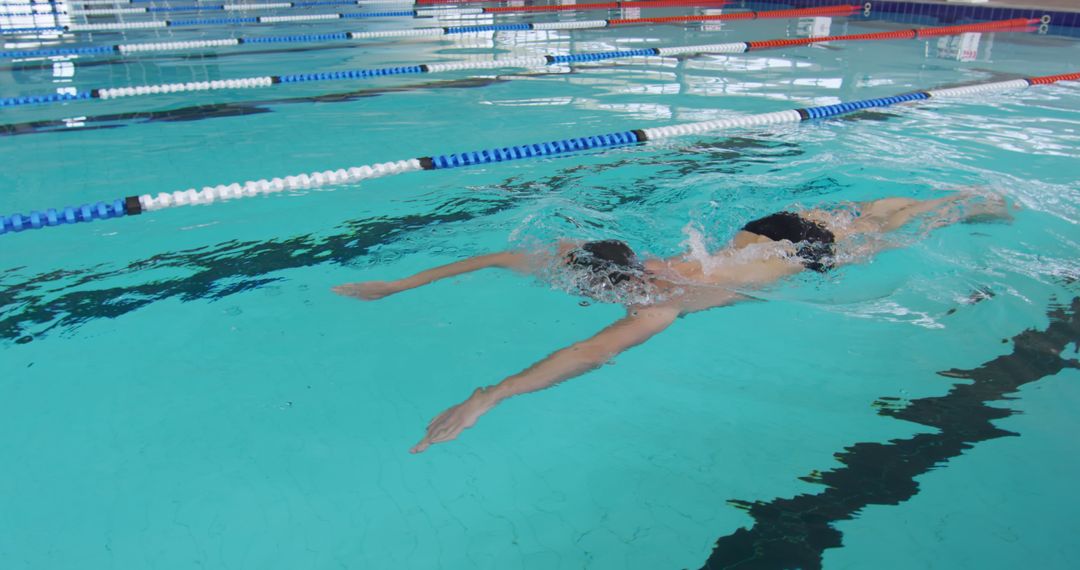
{"left": 0, "top": 0, "right": 70, "bottom": 35}
{"left": 700, "top": 7, "right": 725, "bottom": 32}
{"left": 796, "top": 16, "right": 833, "bottom": 38}
{"left": 936, "top": 32, "right": 990, "bottom": 62}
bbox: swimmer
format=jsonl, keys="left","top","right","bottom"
{"left": 333, "top": 191, "right": 1011, "bottom": 453}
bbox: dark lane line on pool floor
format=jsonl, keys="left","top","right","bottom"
{"left": 0, "top": 197, "right": 514, "bottom": 342}
{"left": 699, "top": 295, "right": 1080, "bottom": 570}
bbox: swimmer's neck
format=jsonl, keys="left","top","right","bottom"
{"left": 731, "top": 230, "right": 775, "bottom": 249}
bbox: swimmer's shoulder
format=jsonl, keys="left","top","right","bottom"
{"left": 555, "top": 239, "right": 584, "bottom": 256}
{"left": 504, "top": 240, "right": 581, "bottom": 274}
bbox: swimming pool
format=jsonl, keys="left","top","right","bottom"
{"left": 2, "top": 0, "right": 1079, "bottom": 568}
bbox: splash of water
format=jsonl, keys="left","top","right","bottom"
{"left": 679, "top": 221, "right": 799, "bottom": 277}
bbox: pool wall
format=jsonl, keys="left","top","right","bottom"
{"left": 752, "top": 0, "right": 1080, "bottom": 35}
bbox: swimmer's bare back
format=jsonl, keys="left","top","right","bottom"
{"left": 332, "top": 191, "right": 1011, "bottom": 453}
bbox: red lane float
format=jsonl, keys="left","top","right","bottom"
{"left": 746, "top": 17, "right": 1038, "bottom": 49}
{"left": 915, "top": 18, "right": 1039, "bottom": 37}
{"left": 1028, "top": 71, "right": 1080, "bottom": 85}
{"left": 609, "top": 4, "right": 860, "bottom": 25}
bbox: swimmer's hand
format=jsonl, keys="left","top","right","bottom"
{"left": 332, "top": 281, "right": 400, "bottom": 301}
{"left": 411, "top": 387, "right": 496, "bottom": 454}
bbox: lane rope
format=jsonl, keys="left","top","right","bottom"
{"left": 3, "top": 70, "right": 1075, "bottom": 235}
{"left": 0, "top": 17, "right": 1035, "bottom": 107}
{"left": 76, "top": 1, "right": 428, "bottom": 15}
{"left": 58, "top": 0, "right": 726, "bottom": 17}
{"left": 0, "top": 9, "right": 440, "bottom": 34}
{"left": 0, "top": 0, "right": 733, "bottom": 33}
{"left": 0, "top": 1, "right": 394, "bottom": 16}
{"left": 0, "top": 3, "right": 858, "bottom": 58}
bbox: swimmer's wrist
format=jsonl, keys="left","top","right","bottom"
{"left": 479, "top": 384, "right": 511, "bottom": 404}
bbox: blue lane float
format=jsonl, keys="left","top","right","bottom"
{"left": 424, "top": 131, "right": 642, "bottom": 169}
{"left": 799, "top": 92, "right": 930, "bottom": 119}
{"left": 0, "top": 199, "right": 132, "bottom": 234}
{"left": 3, "top": 72, "right": 1077, "bottom": 236}
{"left": 276, "top": 64, "right": 425, "bottom": 82}
{"left": 0, "top": 91, "right": 94, "bottom": 106}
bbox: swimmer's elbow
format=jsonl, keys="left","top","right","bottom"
{"left": 575, "top": 311, "right": 678, "bottom": 362}
{"left": 571, "top": 342, "right": 617, "bottom": 366}
{"left": 569, "top": 336, "right": 651, "bottom": 369}
{"left": 492, "top": 250, "right": 531, "bottom": 271}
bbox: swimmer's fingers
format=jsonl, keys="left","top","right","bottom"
{"left": 411, "top": 389, "right": 491, "bottom": 454}
{"left": 331, "top": 283, "right": 370, "bottom": 299}
{"left": 411, "top": 418, "right": 464, "bottom": 454}
{"left": 410, "top": 431, "right": 440, "bottom": 453}
{"left": 938, "top": 185, "right": 1017, "bottom": 209}
{"left": 426, "top": 406, "right": 456, "bottom": 430}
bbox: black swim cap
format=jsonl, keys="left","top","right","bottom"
{"left": 567, "top": 240, "right": 644, "bottom": 286}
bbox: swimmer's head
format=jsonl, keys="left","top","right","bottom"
{"left": 565, "top": 240, "right": 650, "bottom": 301}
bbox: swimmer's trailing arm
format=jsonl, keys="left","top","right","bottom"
{"left": 489, "top": 306, "right": 682, "bottom": 398}
{"left": 333, "top": 250, "right": 530, "bottom": 300}
{"left": 410, "top": 305, "right": 680, "bottom": 453}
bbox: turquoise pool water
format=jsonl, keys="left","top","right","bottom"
{"left": 2, "top": 2, "right": 1080, "bottom": 568}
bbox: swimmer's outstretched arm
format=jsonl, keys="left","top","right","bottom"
{"left": 410, "top": 305, "right": 681, "bottom": 453}
{"left": 333, "top": 250, "right": 532, "bottom": 300}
